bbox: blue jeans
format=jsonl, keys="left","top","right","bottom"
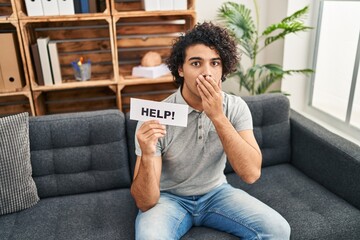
{"left": 135, "top": 183, "right": 290, "bottom": 240}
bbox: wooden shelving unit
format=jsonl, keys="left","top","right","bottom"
{"left": 0, "top": 0, "right": 35, "bottom": 116}
{"left": 0, "top": 0, "right": 196, "bottom": 116}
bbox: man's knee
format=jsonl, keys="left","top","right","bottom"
{"left": 135, "top": 216, "right": 173, "bottom": 240}
{"left": 265, "top": 215, "right": 291, "bottom": 239}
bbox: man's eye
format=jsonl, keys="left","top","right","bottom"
{"left": 191, "top": 62, "right": 200, "bottom": 67}
{"left": 212, "top": 61, "right": 221, "bottom": 66}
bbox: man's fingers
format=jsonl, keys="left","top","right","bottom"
{"left": 137, "top": 120, "right": 166, "bottom": 140}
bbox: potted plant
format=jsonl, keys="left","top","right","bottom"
{"left": 217, "top": 1, "right": 313, "bottom": 95}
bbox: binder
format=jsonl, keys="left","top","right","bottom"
{"left": 74, "top": 0, "right": 82, "bottom": 13}
{"left": 160, "top": 0, "right": 173, "bottom": 10}
{"left": 142, "top": 0, "right": 160, "bottom": 11}
{"left": 30, "top": 43, "right": 45, "bottom": 86}
{"left": 24, "top": 0, "right": 44, "bottom": 16}
{"left": 37, "top": 37, "right": 54, "bottom": 86}
{"left": 0, "top": 33, "right": 25, "bottom": 91}
{"left": 41, "top": 0, "right": 59, "bottom": 16}
{"left": 173, "top": 0, "right": 187, "bottom": 10}
{"left": 80, "top": 0, "right": 89, "bottom": 13}
{"left": 57, "top": 0, "right": 75, "bottom": 15}
{"left": 88, "top": 0, "right": 97, "bottom": 13}
{"left": 48, "top": 42, "right": 62, "bottom": 85}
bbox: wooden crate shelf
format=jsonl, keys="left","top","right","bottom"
{"left": 0, "top": 0, "right": 16, "bottom": 20}
{"left": 33, "top": 85, "right": 118, "bottom": 115}
{"left": 20, "top": 16, "right": 117, "bottom": 92}
{"left": 0, "top": 17, "right": 34, "bottom": 115}
{"left": 114, "top": 13, "right": 195, "bottom": 84}
{"left": 0, "top": 93, "right": 34, "bottom": 116}
{"left": 0, "top": 0, "right": 196, "bottom": 116}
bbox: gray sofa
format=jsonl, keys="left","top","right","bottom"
{"left": 1, "top": 93, "right": 359, "bottom": 239}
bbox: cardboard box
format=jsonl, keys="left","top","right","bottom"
{"left": 132, "top": 64, "right": 170, "bottom": 79}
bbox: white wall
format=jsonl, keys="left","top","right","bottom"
{"left": 281, "top": 0, "right": 317, "bottom": 112}
{"left": 195, "top": 0, "right": 287, "bottom": 95}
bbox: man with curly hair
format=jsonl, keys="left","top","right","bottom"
{"left": 131, "top": 22, "right": 291, "bottom": 239}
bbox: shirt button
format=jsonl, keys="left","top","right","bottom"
{"left": 199, "top": 125, "right": 202, "bottom": 129}
{"left": 199, "top": 136, "right": 202, "bottom": 140}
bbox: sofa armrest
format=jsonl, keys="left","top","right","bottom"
{"left": 290, "top": 110, "right": 360, "bottom": 209}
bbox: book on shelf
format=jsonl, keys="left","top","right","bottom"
{"left": 48, "top": 42, "right": 62, "bottom": 85}
{"left": 89, "top": 0, "right": 97, "bottom": 13}
{"left": 37, "top": 37, "right": 54, "bottom": 86}
{"left": 30, "top": 43, "right": 45, "bottom": 86}
{"left": 0, "top": 33, "right": 25, "bottom": 91}
{"left": 80, "top": 0, "right": 90, "bottom": 13}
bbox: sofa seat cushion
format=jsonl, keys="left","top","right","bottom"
{"left": 0, "top": 189, "right": 137, "bottom": 240}
{"left": 226, "top": 164, "right": 360, "bottom": 240}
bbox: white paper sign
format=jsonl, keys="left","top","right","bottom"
{"left": 130, "top": 98, "right": 188, "bottom": 127}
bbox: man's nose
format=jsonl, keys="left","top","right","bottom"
{"left": 202, "top": 65, "right": 212, "bottom": 77}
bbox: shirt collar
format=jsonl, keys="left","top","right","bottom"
{"left": 174, "top": 88, "right": 196, "bottom": 114}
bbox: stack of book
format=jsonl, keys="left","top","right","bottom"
{"left": 25, "top": 0, "right": 102, "bottom": 16}
{"left": 31, "top": 37, "right": 62, "bottom": 86}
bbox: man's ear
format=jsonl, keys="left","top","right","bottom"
{"left": 178, "top": 67, "right": 184, "bottom": 77}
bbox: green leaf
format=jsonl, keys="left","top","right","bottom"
{"left": 262, "top": 5, "right": 312, "bottom": 47}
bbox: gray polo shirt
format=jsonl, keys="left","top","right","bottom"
{"left": 135, "top": 88, "right": 253, "bottom": 196}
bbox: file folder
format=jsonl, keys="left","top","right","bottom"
{"left": 25, "top": 0, "right": 44, "bottom": 16}
{"left": 142, "top": 0, "right": 160, "bottom": 11}
{"left": 58, "top": 0, "right": 75, "bottom": 15}
{"left": 42, "top": 0, "right": 59, "bottom": 16}
{"left": 0, "top": 33, "right": 25, "bottom": 91}
{"left": 160, "top": 0, "right": 173, "bottom": 10}
{"left": 173, "top": 0, "right": 187, "bottom": 10}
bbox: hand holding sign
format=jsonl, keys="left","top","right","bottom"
{"left": 130, "top": 98, "right": 189, "bottom": 127}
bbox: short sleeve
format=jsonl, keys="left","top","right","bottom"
{"left": 226, "top": 94, "right": 253, "bottom": 132}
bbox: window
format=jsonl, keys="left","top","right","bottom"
{"left": 310, "top": 0, "right": 360, "bottom": 139}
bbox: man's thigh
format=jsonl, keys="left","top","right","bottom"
{"left": 198, "top": 183, "right": 291, "bottom": 240}
{"left": 135, "top": 193, "right": 193, "bottom": 240}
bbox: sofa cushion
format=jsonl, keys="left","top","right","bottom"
{"left": 29, "top": 110, "right": 131, "bottom": 198}
{"left": 0, "top": 113, "right": 39, "bottom": 215}
{"left": 227, "top": 164, "right": 360, "bottom": 240}
{"left": 0, "top": 189, "right": 137, "bottom": 240}
{"left": 224, "top": 93, "right": 291, "bottom": 173}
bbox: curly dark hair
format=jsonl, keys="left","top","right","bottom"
{"left": 166, "top": 22, "right": 239, "bottom": 87}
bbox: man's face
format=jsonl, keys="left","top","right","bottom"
{"left": 179, "top": 44, "right": 223, "bottom": 98}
